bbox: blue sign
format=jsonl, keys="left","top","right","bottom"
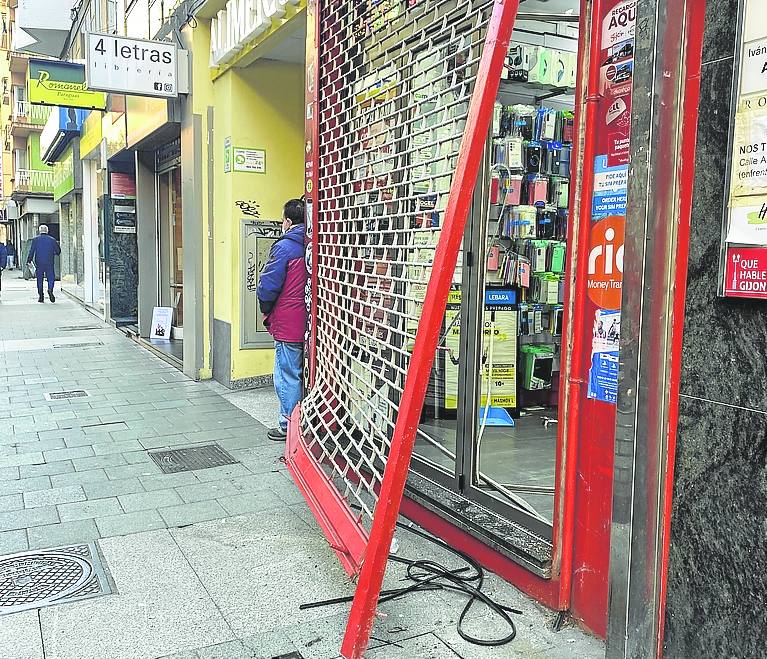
{"left": 587, "top": 309, "right": 620, "bottom": 404}
{"left": 485, "top": 289, "right": 517, "bottom": 306}
{"left": 41, "top": 107, "right": 88, "bottom": 164}
{"left": 592, "top": 156, "right": 627, "bottom": 220}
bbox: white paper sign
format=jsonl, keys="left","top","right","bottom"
{"left": 741, "top": 37, "right": 767, "bottom": 97}
{"left": 150, "top": 307, "right": 174, "bottom": 341}
{"left": 727, "top": 197, "right": 767, "bottom": 244}
{"left": 233, "top": 148, "right": 266, "bottom": 173}
{"left": 732, "top": 111, "right": 767, "bottom": 196}
{"left": 85, "top": 33, "right": 178, "bottom": 98}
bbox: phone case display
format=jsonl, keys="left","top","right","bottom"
{"left": 486, "top": 47, "right": 577, "bottom": 402}
{"left": 504, "top": 43, "right": 577, "bottom": 88}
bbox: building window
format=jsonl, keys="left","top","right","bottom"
{"left": 107, "top": 0, "right": 118, "bottom": 33}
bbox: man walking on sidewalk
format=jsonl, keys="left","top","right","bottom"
{"left": 26, "top": 224, "right": 60, "bottom": 303}
{"left": 5, "top": 239, "right": 15, "bottom": 270}
{"left": 257, "top": 198, "right": 308, "bottom": 441}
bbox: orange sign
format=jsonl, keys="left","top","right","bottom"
{"left": 587, "top": 216, "right": 625, "bottom": 309}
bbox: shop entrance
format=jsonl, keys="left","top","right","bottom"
{"left": 157, "top": 165, "right": 183, "bottom": 361}
{"left": 410, "top": 3, "right": 585, "bottom": 543}
{"left": 153, "top": 139, "right": 184, "bottom": 362}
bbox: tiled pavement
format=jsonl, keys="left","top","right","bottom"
{"left": 0, "top": 278, "right": 604, "bottom": 659}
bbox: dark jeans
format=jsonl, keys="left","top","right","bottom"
{"left": 36, "top": 263, "right": 55, "bottom": 296}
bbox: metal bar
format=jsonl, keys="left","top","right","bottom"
{"left": 656, "top": 0, "right": 707, "bottom": 654}
{"left": 606, "top": 0, "right": 706, "bottom": 655}
{"left": 340, "top": 1, "right": 522, "bottom": 657}
{"left": 554, "top": 0, "right": 603, "bottom": 608}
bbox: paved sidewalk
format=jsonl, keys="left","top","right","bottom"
{"left": 0, "top": 278, "right": 604, "bottom": 659}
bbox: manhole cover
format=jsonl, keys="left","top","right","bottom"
{"left": 56, "top": 325, "right": 102, "bottom": 332}
{"left": 150, "top": 444, "right": 239, "bottom": 474}
{"left": 53, "top": 341, "right": 104, "bottom": 349}
{"left": 272, "top": 654, "right": 304, "bottom": 659}
{"left": 44, "top": 390, "right": 90, "bottom": 401}
{"left": 0, "top": 543, "right": 111, "bottom": 616}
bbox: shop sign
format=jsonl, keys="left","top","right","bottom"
{"left": 85, "top": 33, "right": 179, "bottom": 98}
{"left": 210, "top": 0, "right": 303, "bottom": 68}
{"left": 723, "top": 246, "right": 767, "bottom": 298}
{"left": 52, "top": 145, "right": 75, "bottom": 202}
{"left": 233, "top": 147, "right": 266, "bottom": 173}
{"left": 27, "top": 59, "right": 106, "bottom": 110}
{"left": 80, "top": 111, "right": 103, "bottom": 159}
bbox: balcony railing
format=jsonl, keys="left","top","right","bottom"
{"left": 15, "top": 169, "right": 54, "bottom": 194}
{"left": 12, "top": 100, "right": 50, "bottom": 125}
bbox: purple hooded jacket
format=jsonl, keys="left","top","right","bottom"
{"left": 257, "top": 224, "right": 307, "bottom": 343}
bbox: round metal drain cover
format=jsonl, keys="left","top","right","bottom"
{"left": 0, "top": 552, "right": 93, "bottom": 610}
{"left": 0, "top": 544, "right": 110, "bottom": 616}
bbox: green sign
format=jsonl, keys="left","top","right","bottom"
{"left": 28, "top": 59, "right": 106, "bottom": 110}
{"left": 53, "top": 146, "right": 75, "bottom": 202}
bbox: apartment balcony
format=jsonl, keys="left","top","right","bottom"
{"left": 12, "top": 168, "right": 54, "bottom": 196}
{"left": 11, "top": 100, "right": 50, "bottom": 136}
{"left": 8, "top": 50, "right": 30, "bottom": 73}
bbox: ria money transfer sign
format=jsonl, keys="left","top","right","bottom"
{"left": 85, "top": 33, "right": 179, "bottom": 99}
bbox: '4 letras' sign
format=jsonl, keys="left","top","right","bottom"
{"left": 85, "top": 33, "right": 179, "bottom": 99}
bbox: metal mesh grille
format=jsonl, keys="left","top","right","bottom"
{"left": 301, "top": 0, "right": 494, "bottom": 530}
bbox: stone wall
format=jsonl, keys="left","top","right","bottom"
{"left": 665, "top": 1, "right": 767, "bottom": 657}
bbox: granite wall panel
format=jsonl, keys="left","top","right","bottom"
{"left": 666, "top": 1, "right": 767, "bottom": 657}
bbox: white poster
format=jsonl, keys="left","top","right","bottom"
{"left": 740, "top": 37, "right": 767, "bottom": 97}
{"left": 726, "top": 196, "right": 767, "bottom": 245}
{"left": 233, "top": 148, "right": 266, "bottom": 173}
{"left": 150, "top": 307, "right": 173, "bottom": 342}
{"left": 732, "top": 111, "right": 767, "bottom": 197}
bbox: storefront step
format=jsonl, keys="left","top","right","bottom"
{"left": 404, "top": 472, "right": 553, "bottom": 579}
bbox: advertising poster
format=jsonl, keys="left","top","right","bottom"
{"left": 586, "top": 0, "right": 635, "bottom": 404}
{"left": 731, "top": 111, "right": 767, "bottom": 197}
{"left": 588, "top": 310, "right": 621, "bottom": 404}
{"left": 726, "top": 196, "right": 767, "bottom": 244}
{"left": 150, "top": 307, "right": 173, "bottom": 342}
{"left": 723, "top": 246, "right": 767, "bottom": 299}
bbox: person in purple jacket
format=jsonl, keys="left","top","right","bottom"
{"left": 257, "top": 198, "right": 308, "bottom": 441}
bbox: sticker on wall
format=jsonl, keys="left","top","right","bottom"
{"left": 724, "top": 246, "right": 767, "bottom": 298}
{"left": 592, "top": 156, "right": 628, "bottom": 220}
{"left": 233, "top": 148, "right": 266, "bottom": 173}
{"left": 224, "top": 137, "right": 232, "bottom": 173}
{"left": 588, "top": 309, "right": 621, "bottom": 404}
{"left": 587, "top": 215, "right": 625, "bottom": 310}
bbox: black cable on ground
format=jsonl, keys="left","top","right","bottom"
{"left": 300, "top": 519, "right": 522, "bottom": 648}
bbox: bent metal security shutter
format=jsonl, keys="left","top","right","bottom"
{"left": 285, "top": 1, "right": 520, "bottom": 656}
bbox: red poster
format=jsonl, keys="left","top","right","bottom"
{"left": 110, "top": 172, "right": 136, "bottom": 199}
{"left": 724, "top": 247, "right": 767, "bottom": 299}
